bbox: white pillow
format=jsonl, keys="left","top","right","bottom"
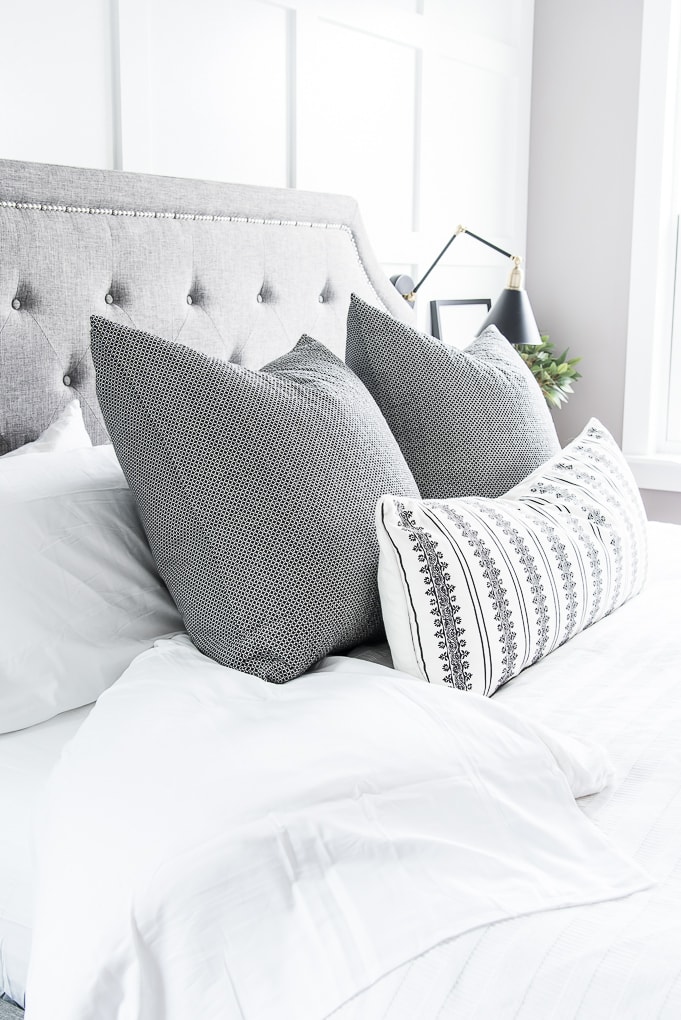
{"left": 0, "top": 445, "right": 184, "bottom": 732}
{"left": 377, "top": 419, "right": 648, "bottom": 695}
{"left": 3, "top": 399, "right": 92, "bottom": 458}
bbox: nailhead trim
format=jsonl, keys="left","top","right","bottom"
{"left": 0, "top": 200, "right": 378, "bottom": 299}
{"left": 1, "top": 198, "right": 345, "bottom": 229}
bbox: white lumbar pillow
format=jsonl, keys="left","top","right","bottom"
{"left": 3, "top": 399, "right": 92, "bottom": 458}
{"left": 0, "top": 444, "right": 184, "bottom": 732}
{"left": 377, "top": 419, "right": 648, "bottom": 696}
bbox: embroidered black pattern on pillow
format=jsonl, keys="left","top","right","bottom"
{"left": 395, "top": 502, "right": 472, "bottom": 690}
{"left": 439, "top": 504, "right": 518, "bottom": 694}
{"left": 524, "top": 479, "right": 605, "bottom": 631}
{"left": 572, "top": 512, "right": 605, "bottom": 629}
{"left": 531, "top": 461, "right": 627, "bottom": 618}
{"left": 523, "top": 501, "right": 579, "bottom": 646}
{"left": 471, "top": 502, "right": 551, "bottom": 665}
{"left": 566, "top": 460, "right": 631, "bottom": 609}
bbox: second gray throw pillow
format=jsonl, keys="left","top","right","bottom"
{"left": 346, "top": 294, "right": 560, "bottom": 499}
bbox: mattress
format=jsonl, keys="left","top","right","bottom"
{"left": 0, "top": 705, "right": 92, "bottom": 1007}
{"left": 334, "top": 520, "right": 681, "bottom": 1019}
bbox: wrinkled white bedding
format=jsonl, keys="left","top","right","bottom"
{"left": 334, "top": 521, "right": 681, "bottom": 1020}
{"left": 25, "top": 634, "right": 648, "bottom": 1020}
{"left": 0, "top": 705, "right": 91, "bottom": 1006}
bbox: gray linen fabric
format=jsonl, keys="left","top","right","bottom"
{"left": 0, "top": 996, "right": 23, "bottom": 1019}
{"left": 90, "top": 315, "right": 419, "bottom": 683}
{"left": 346, "top": 294, "right": 561, "bottom": 499}
{"left": 0, "top": 158, "right": 412, "bottom": 454}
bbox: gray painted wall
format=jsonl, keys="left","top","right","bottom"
{"left": 527, "top": 0, "right": 681, "bottom": 525}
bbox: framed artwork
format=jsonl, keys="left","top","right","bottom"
{"left": 430, "top": 298, "right": 491, "bottom": 349}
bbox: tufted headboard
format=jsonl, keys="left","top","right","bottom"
{"left": 0, "top": 159, "right": 411, "bottom": 454}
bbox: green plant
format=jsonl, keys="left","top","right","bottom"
{"left": 516, "top": 336, "right": 581, "bottom": 409}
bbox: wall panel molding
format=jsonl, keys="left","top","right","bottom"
{"left": 114, "top": 0, "right": 153, "bottom": 173}
{"left": 6, "top": 0, "right": 535, "bottom": 337}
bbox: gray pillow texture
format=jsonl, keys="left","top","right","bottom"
{"left": 346, "top": 294, "right": 561, "bottom": 499}
{"left": 90, "top": 315, "right": 419, "bottom": 683}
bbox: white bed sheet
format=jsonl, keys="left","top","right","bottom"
{"left": 0, "top": 705, "right": 92, "bottom": 1007}
{"left": 334, "top": 520, "right": 681, "bottom": 1020}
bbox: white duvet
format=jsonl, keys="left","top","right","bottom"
{"left": 26, "top": 636, "right": 649, "bottom": 1020}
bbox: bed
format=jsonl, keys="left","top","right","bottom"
{"left": 1, "top": 158, "right": 680, "bottom": 1020}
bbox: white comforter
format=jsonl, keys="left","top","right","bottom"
{"left": 334, "top": 520, "right": 681, "bottom": 1020}
{"left": 25, "top": 636, "right": 648, "bottom": 1019}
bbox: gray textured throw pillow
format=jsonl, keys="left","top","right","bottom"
{"left": 346, "top": 294, "right": 560, "bottom": 499}
{"left": 90, "top": 316, "right": 419, "bottom": 683}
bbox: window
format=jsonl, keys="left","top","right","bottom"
{"left": 623, "top": 0, "right": 681, "bottom": 490}
{"left": 667, "top": 214, "right": 681, "bottom": 449}
{"left": 665, "top": 43, "right": 681, "bottom": 451}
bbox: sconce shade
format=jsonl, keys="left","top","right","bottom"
{"left": 477, "top": 287, "right": 542, "bottom": 346}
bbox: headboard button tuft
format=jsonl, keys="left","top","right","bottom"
{"left": 256, "top": 293, "right": 264, "bottom": 304}
{"left": 318, "top": 294, "right": 325, "bottom": 303}
{"left": 187, "top": 294, "right": 193, "bottom": 305}
{"left": 63, "top": 374, "right": 72, "bottom": 387}
{"left": 11, "top": 298, "right": 21, "bottom": 310}
{"left": 105, "top": 293, "right": 114, "bottom": 305}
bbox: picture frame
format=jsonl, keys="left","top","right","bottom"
{"left": 430, "top": 298, "right": 491, "bottom": 349}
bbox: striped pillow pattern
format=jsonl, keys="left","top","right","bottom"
{"left": 377, "top": 419, "right": 648, "bottom": 695}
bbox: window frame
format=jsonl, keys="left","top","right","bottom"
{"left": 623, "top": 0, "right": 681, "bottom": 492}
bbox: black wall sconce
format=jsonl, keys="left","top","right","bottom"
{"left": 391, "top": 225, "right": 541, "bottom": 346}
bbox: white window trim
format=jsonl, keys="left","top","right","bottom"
{"left": 623, "top": 0, "right": 681, "bottom": 492}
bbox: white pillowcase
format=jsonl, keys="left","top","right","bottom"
{"left": 3, "top": 399, "right": 92, "bottom": 458}
{"left": 0, "top": 444, "right": 183, "bottom": 733}
{"left": 377, "top": 419, "right": 648, "bottom": 695}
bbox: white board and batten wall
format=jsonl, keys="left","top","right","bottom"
{"left": 1, "top": 0, "right": 535, "bottom": 334}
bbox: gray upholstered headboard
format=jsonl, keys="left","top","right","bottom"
{"left": 0, "top": 159, "right": 411, "bottom": 454}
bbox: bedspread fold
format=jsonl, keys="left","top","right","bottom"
{"left": 26, "top": 637, "right": 649, "bottom": 1020}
